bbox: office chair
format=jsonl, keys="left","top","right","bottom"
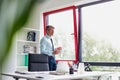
{"left": 28, "top": 53, "right": 49, "bottom": 71}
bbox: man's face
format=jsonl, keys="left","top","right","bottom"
{"left": 47, "top": 27, "right": 54, "bottom": 36}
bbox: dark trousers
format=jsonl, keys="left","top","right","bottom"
{"left": 48, "top": 56, "right": 56, "bottom": 71}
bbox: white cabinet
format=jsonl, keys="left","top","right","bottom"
{"left": 16, "top": 27, "right": 40, "bottom": 71}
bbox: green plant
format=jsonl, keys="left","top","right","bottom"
{"left": 0, "top": 0, "right": 44, "bottom": 71}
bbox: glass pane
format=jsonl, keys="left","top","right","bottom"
{"left": 81, "top": 1, "right": 120, "bottom": 62}
{"left": 91, "top": 66, "right": 120, "bottom": 72}
{"left": 48, "top": 10, "right": 75, "bottom": 60}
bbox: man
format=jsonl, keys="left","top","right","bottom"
{"left": 40, "top": 25, "right": 62, "bottom": 71}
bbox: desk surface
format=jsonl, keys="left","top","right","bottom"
{"left": 1, "top": 71, "right": 113, "bottom": 80}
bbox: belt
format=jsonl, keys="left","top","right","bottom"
{"left": 49, "top": 56, "right": 54, "bottom": 58}
{"left": 49, "top": 56, "right": 53, "bottom": 57}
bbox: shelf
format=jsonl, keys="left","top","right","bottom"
{"left": 16, "top": 26, "right": 40, "bottom": 71}
{"left": 17, "top": 28, "right": 39, "bottom": 42}
{"left": 17, "top": 54, "right": 28, "bottom": 66}
{"left": 16, "top": 66, "right": 28, "bottom": 71}
{"left": 17, "top": 40, "right": 37, "bottom": 44}
{"left": 23, "top": 27, "right": 40, "bottom": 32}
{"left": 17, "top": 43, "right": 37, "bottom": 53}
{"left": 17, "top": 66, "right": 28, "bottom": 69}
{"left": 17, "top": 53, "right": 28, "bottom": 55}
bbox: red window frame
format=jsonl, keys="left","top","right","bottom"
{"left": 43, "top": 6, "right": 78, "bottom": 63}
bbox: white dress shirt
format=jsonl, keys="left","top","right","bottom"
{"left": 40, "top": 35, "right": 54, "bottom": 56}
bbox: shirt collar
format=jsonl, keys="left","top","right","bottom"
{"left": 46, "top": 34, "right": 52, "bottom": 39}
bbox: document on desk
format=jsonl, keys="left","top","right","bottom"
{"left": 49, "top": 71, "right": 67, "bottom": 75}
{"left": 15, "top": 71, "right": 49, "bottom": 75}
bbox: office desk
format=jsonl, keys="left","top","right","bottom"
{"left": 1, "top": 71, "right": 113, "bottom": 80}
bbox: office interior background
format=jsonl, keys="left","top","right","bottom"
{"left": 1, "top": 0, "right": 120, "bottom": 80}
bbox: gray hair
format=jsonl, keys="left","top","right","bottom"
{"left": 46, "top": 25, "right": 54, "bottom": 31}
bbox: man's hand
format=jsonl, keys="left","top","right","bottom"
{"left": 56, "top": 47, "right": 62, "bottom": 51}
{"left": 53, "top": 47, "right": 62, "bottom": 55}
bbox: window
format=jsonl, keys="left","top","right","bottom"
{"left": 43, "top": 6, "right": 78, "bottom": 62}
{"left": 79, "top": 0, "right": 120, "bottom": 67}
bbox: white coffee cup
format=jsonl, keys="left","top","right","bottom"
{"left": 77, "top": 63, "right": 85, "bottom": 74}
{"left": 56, "top": 61, "right": 69, "bottom": 73}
